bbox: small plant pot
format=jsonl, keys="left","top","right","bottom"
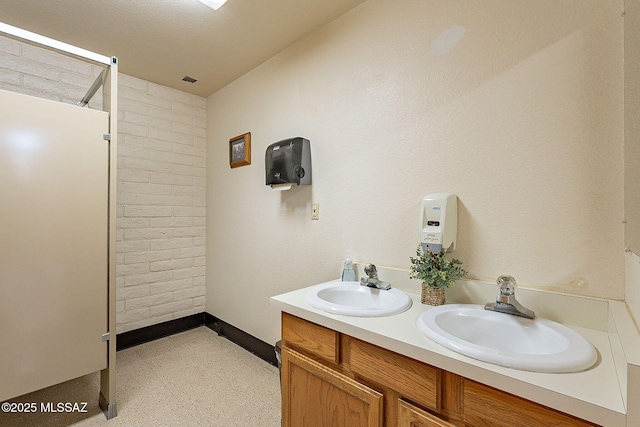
{"left": 421, "top": 285, "right": 445, "bottom": 306}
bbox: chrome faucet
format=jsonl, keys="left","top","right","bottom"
{"left": 360, "top": 264, "right": 391, "bottom": 290}
{"left": 484, "top": 275, "right": 535, "bottom": 319}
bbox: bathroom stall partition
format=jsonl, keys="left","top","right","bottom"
{"left": 0, "top": 24, "right": 118, "bottom": 418}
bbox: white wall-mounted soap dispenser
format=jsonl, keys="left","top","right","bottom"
{"left": 420, "top": 193, "right": 458, "bottom": 254}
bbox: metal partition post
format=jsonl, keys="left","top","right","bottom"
{"left": 99, "top": 56, "right": 118, "bottom": 420}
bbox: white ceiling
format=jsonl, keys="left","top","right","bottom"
{"left": 0, "top": 0, "right": 366, "bottom": 97}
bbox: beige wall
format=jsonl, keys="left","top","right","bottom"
{"left": 2, "top": 0, "right": 632, "bottom": 343}
{"left": 206, "top": 0, "right": 625, "bottom": 345}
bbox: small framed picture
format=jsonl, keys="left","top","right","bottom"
{"left": 229, "top": 132, "right": 251, "bottom": 168}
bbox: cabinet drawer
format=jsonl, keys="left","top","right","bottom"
{"left": 282, "top": 313, "right": 338, "bottom": 364}
{"left": 399, "top": 399, "right": 456, "bottom": 427}
{"left": 462, "top": 379, "right": 599, "bottom": 427}
{"left": 344, "top": 336, "right": 440, "bottom": 412}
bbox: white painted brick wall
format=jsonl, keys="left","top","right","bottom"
{"left": 117, "top": 74, "right": 206, "bottom": 333}
{"left": 0, "top": 35, "right": 207, "bottom": 334}
{"left": 0, "top": 35, "right": 104, "bottom": 109}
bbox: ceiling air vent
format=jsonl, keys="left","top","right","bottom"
{"left": 182, "top": 76, "right": 197, "bottom": 83}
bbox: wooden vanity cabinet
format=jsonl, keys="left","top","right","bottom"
{"left": 280, "top": 313, "right": 599, "bottom": 427}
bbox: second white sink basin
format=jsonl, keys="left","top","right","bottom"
{"left": 417, "top": 304, "right": 597, "bottom": 373}
{"left": 305, "top": 281, "right": 412, "bottom": 317}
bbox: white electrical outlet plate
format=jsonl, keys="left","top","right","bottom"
{"left": 311, "top": 203, "right": 319, "bottom": 220}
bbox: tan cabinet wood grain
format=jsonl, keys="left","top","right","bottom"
{"left": 399, "top": 399, "right": 457, "bottom": 427}
{"left": 282, "top": 347, "right": 383, "bottom": 427}
{"left": 462, "top": 379, "right": 598, "bottom": 427}
{"left": 282, "top": 313, "right": 339, "bottom": 364}
{"left": 344, "top": 336, "right": 440, "bottom": 412}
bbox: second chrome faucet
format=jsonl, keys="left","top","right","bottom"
{"left": 484, "top": 275, "right": 535, "bottom": 319}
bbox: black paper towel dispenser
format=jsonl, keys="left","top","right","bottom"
{"left": 265, "top": 137, "right": 311, "bottom": 187}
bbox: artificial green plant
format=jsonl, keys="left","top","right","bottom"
{"left": 409, "top": 244, "right": 467, "bottom": 289}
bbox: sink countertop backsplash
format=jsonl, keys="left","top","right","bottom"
{"left": 346, "top": 261, "right": 609, "bottom": 330}
{"left": 272, "top": 262, "right": 640, "bottom": 427}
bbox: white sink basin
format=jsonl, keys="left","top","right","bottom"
{"left": 417, "top": 304, "right": 597, "bottom": 373}
{"left": 305, "top": 281, "right": 412, "bottom": 317}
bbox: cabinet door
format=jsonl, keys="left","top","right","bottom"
{"left": 282, "top": 347, "right": 383, "bottom": 427}
{"left": 398, "top": 399, "right": 456, "bottom": 427}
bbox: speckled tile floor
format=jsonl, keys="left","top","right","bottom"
{"left": 0, "top": 327, "right": 281, "bottom": 427}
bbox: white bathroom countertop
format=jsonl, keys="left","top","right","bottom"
{"left": 271, "top": 277, "right": 637, "bottom": 427}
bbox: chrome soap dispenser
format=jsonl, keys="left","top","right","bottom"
{"left": 420, "top": 193, "right": 458, "bottom": 254}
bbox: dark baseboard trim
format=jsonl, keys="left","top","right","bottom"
{"left": 116, "top": 313, "right": 205, "bottom": 351}
{"left": 115, "top": 312, "right": 278, "bottom": 368}
{"left": 205, "top": 313, "right": 278, "bottom": 367}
